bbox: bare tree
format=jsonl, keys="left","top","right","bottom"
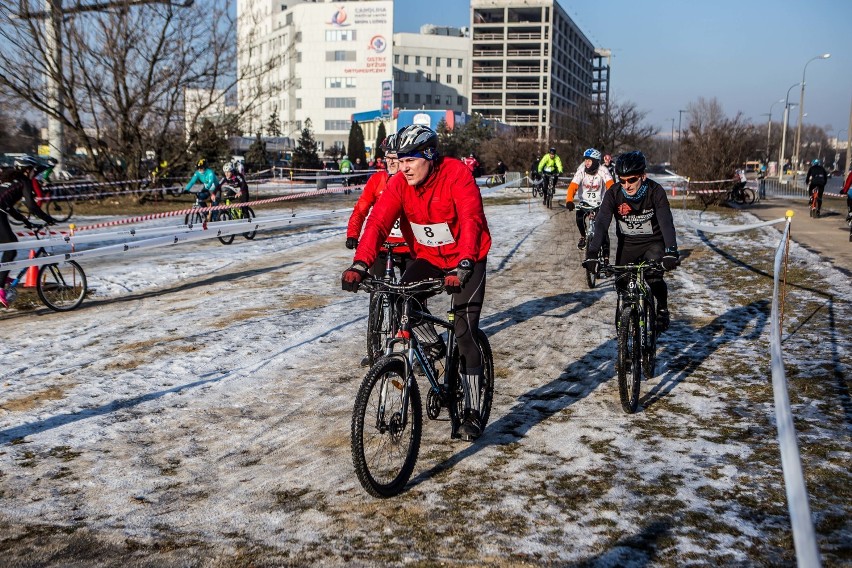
{"left": 551, "top": 98, "right": 658, "bottom": 160}
{"left": 0, "top": 0, "right": 275, "bottom": 180}
{"left": 678, "top": 97, "right": 762, "bottom": 182}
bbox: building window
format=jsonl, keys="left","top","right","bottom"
{"left": 394, "top": 54, "right": 399, "bottom": 64}
{"left": 325, "top": 29, "right": 356, "bottom": 41}
{"left": 457, "top": 96, "right": 462, "bottom": 105}
{"left": 296, "top": 98, "right": 302, "bottom": 109}
{"left": 446, "top": 74, "right": 451, "bottom": 83}
{"left": 426, "top": 73, "right": 431, "bottom": 82}
{"left": 415, "top": 74, "right": 420, "bottom": 82}
{"left": 435, "top": 95, "right": 441, "bottom": 104}
{"left": 296, "top": 51, "right": 301, "bottom": 63}
{"left": 446, "top": 96, "right": 452, "bottom": 105}
{"left": 325, "top": 97, "right": 356, "bottom": 108}
{"left": 426, "top": 56, "right": 431, "bottom": 65}
{"left": 403, "top": 93, "right": 410, "bottom": 103}
{"left": 404, "top": 55, "right": 409, "bottom": 64}
{"left": 457, "top": 58, "right": 462, "bottom": 68}
{"left": 286, "top": 12, "right": 292, "bottom": 25}
{"left": 325, "top": 120, "right": 350, "bottom": 131}
{"left": 326, "top": 50, "right": 356, "bottom": 62}
{"left": 294, "top": 31, "right": 301, "bottom": 42}
{"left": 326, "top": 77, "right": 357, "bottom": 88}
{"left": 415, "top": 56, "right": 420, "bottom": 65}
{"left": 446, "top": 58, "right": 451, "bottom": 67}
{"left": 415, "top": 94, "right": 421, "bottom": 103}
{"left": 457, "top": 75, "right": 463, "bottom": 84}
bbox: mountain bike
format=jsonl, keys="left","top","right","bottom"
{"left": 184, "top": 190, "right": 211, "bottom": 226}
{"left": 604, "top": 261, "right": 663, "bottom": 413}
{"left": 351, "top": 277, "right": 494, "bottom": 498}
{"left": 727, "top": 182, "right": 755, "bottom": 205}
{"left": 4, "top": 224, "right": 87, "bottom": 311}
{"left": 365, "top": 242, "right": 408, "bottom": 366}
{"left": 216, "top": 187, "right": 257, "bottom": 245}
{"left": 808, "top": 186, "right": 823, "bottom": 218}
{"left": 9, "top": 178, "right": 74, "bottom": 225}
{"left": 530, "top": 177, "right": 543, "bottom": 199}
{"left": 542, "top": 171, "right": 558, "bottom": 209}
{"left": 577, "top": 201, "right": 606, "bottom": 289}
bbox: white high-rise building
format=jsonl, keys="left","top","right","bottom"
{"left": 238, "top": 0, "right": 393, "bottom": 150}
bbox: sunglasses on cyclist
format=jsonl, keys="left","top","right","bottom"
{"left": 620, "top": 175, "right": 642, "bottom": 185}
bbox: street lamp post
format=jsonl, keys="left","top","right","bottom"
{"left": 778, "top": 83, "right": 800, "bottom": 181}
{"left": 793, "top": 53, "right": 831, "bottom": 171}
{"left": 668, "top": 118, "right": 675, "bottom": 164}
{"left": 766, "top": 98, "right": 784, "bottom": 163}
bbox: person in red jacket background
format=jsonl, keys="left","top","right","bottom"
{"left": 841, "top": 169, "right": 852, "bottom": 222}
{"left": 341, "top": 124, "right": 492, "bottom": 441}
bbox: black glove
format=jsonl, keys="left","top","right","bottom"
{"left": 341, "top": 262, "right": 369, "bottom": 292}
{"left": 582, "top": 256, "right": 599, "bottom": 274}
{"left": 345, "top": 237, "right": 358, "bottom": 250}
{"left": 662, "top": 247, "right": 679, "bottom": 271}
{"left": 445, "top": 258, "right": 474, "bottom": 294}
{"left": 565, "top": 201, "right": 575, "bottom": 211}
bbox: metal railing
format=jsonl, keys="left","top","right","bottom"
{"left": 762, "top": 177, "right": 808, "bottom": 199}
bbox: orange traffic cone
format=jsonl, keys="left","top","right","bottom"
{"left": 24, "top": 250, "right": 37, "bottom": 288}
{"left": 672, "top": 184, "right": 677, "bottom": 197}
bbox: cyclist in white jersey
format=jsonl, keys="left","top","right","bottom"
{"left": 566, "top": 148, "right": 614, "bottom": 253}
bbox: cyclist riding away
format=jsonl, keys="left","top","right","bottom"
{"left": 566, "top": 148, "right": 615, "bottom": 252}
{"left": 582, "top": 151, "right": 679, "bottom": 333}
{"left": 345, "top": 133, "right": 413, "bottom": 365}
{"left": 538, "top": 147, "right": 563, "bottom": 202}
{"left": 220, "top": 161, "right": 250, "bottom": 212}
{"left": 805, "top": 159, "right": 828, "bottom": 217}
{"left": 341, "top": 124, "right": 492, "bottom": 441}
{"left": 185, "top": 158, "right": 220, "bottom": 219}
{"left": 0, "top": 156, "right": 59, "bottom": 308}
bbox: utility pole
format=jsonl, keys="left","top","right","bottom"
{"left": 668, "top": 118, "right": 675, "bottom": 164}
{"left": 18, "top": 0, "right": 194, "bottom": 174}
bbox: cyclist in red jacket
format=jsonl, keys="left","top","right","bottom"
{"left": 341, "top": 124, "right": 492, "bottom": 441}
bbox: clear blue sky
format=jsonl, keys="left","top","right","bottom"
{"left": 394, "top": 0, "right": 852, "bottom": 140}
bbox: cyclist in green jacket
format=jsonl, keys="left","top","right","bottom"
{"left": 185, "top": 158, "right": 220, "bottom": 215}
{"left": 537, "top": 147, "right": 563, "bottom": 202}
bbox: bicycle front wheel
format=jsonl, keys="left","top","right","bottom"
{"left": 617, "top": 306, "right": 641, "bottom": 413}
{"left": 217, "top": 210, "right": 235, "bottom": 245}
{"left": 36, "top": 261, "right": 87, "bottom": 311}
{"left": 642, "top": 297, "right": 657, "bottom": 379}
{"left": 366, "top": 292, "right": 394, "bottom": 366}
{"left": 46, "top": 198, "right": 73, "bottom": 223}
{"left": 742, "top": 187, "right": 756, "bottom": 205}
{"left": 241, "top": 206, "right": 257, "bottom": 240}
{"left": 184, "top": 211, "right": 205, "bottom": 226}
{"left": 351, "top": 359, "right": 422, "bottom": 498}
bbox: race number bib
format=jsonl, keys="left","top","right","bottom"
{"left": 389, "top": 218, "right": 403, "bottom": 238}
{"left": 584, "top": 190, "right": 600, "bottom": 206}
{"left": 618, "top": 217, "right": 653, "bottom": 235}
{"left": 409, "top": 221, "right": 455, "bottom": 247}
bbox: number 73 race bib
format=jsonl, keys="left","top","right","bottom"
{"left": 409, "top": 221, "right": 455, "bottom": 247}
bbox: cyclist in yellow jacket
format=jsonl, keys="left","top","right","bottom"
{"left": 537, "top": 147, "right": 563, "bottom": 203}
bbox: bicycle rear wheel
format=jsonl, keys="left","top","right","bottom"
{"left": 617, "top": 306, "right": 641, "bottom": 413}
{"left": 642, "top": 297, "right": 657, "bottom": 379}
{"left": 36, "top": 261, "right": 87, "bottom": 311}
{"left": 447, "top": 329, "right": 495, "bottom": 433}
{"left": 742, "top": 187, "right": 756, "bottom": 205}
{"left": 351, "top": 359, "right": 421, "bottom": 498}
{"left": 217, "top": 210, "right": 235, "bottom": 244}
{"left": 46, "top": 197, "right": 73, "bottom": 223}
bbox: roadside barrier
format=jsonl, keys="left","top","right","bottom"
{"left": 684, "top": 207, "right": 821, "bottom": 566}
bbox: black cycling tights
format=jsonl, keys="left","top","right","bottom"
{"left": 400, "top": 258, "right": 487, "bottom": 373}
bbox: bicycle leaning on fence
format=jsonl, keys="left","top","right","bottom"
{"left": 351, "top": 277, "right": 495, "bottom": 498}
{"left": 605, "top": 260, "right": 664, "bottom": 414}
{"left": 3, "top": 224, "right": 88, "bottom": 311}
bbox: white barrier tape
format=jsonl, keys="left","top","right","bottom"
{"left": 770, "top": 218, "right": 822, "bottom": 567}
{"left": 0, "top": 209, "right": 349, "bottom": 272}
{"left": 680, "top": 215, "right": 788, "bottom": 234}
{"left": 478, "top": 176, "right": 527, "bottom": 194}
{"left": 43, "top": 184, "right": 185, "bottom": 202}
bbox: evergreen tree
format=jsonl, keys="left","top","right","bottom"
{"left": 245, "top": 132, "right": 268, "bottom": 172}
{"left": 267, "top": 111, "right": 281, "bottom": 137}
{"left": 194, "top": 118, "right": 229, "bottom": 166}
{"left": 347, "top": 121, "right": 366, "bottom": 164}
{"left": 292, "top": 118, "right": 322, "bottom": 170}
{"left": 374, "top": 122, "right": 388, "bottom": 158}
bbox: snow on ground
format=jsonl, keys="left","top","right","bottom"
{"left": 0, "top": 187, "right": 849, "bottom": 566}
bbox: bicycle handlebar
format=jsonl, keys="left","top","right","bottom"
{"left": 359, "top": 277, "right": 445, "bottom": 295}
{"left": 577, "top": 202, "right": 600, "bottom": 211}
{"left": 603, "top": 260, "right": 664, "bottom": 277}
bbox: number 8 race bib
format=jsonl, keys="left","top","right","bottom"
{"left": 389, "top": 218, "right": 403, "bottom": 238}
{"left": 409, "top": 221, "right": 455, "bottom": 247}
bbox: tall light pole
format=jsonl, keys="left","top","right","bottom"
{"left": 778, "top": 82, "right": 800, "bottom": 180}
{"left": 793, "top": 53, "right": 830, "bottom": 171}
{"left": 668, "top": 118, "right": 675, "bottom": 164}
{"left": 765, "top": 98, "right": 784, "bottom": 163}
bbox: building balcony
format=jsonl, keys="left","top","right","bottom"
{"left": 506, "top": 48, "right": 545, "bottom": 57}
{"left": 471, "top": 98, "right": 503, "bottom": 107}
{"left": 507, "top": 32, "right": 542, "bottom": 40}
{"left": 471, "top": 81, "right": 504, "bottom": 90}
{"left": 505, "top": 81, "right": 541, "bottom": 90}
{"left": 473, "top": 32, "right": 504, "bottom": 41}
{"left": 472, "top": 48, "right": 505, "bottom": 57}
{"left": 505, "top": 114, "right": 541, "bottom": 124}
{"left": 506, "top": 65, "right": 541, "bottom": 73}
{"left": 506, "top": 98, "right": 540, "bottom": 107}
{"left": 472, "top": 65, "right": 504, "bottom": 73}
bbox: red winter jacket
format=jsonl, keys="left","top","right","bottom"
{"left": 354, "top": 157, "right": 491, "bottom": 270}
{"left": 346, "top": 170, "right": 410, "bottom": 254}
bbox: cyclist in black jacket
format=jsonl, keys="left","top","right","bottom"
{"left": 583, "top": 151, "right": 679, "bottom": 332}
{"left": 0, "top": 156, "right": 58, "bottom": 307}
{"left": 805, "top": 159, "right": 828, "bottom": 217}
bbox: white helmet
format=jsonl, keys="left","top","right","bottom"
{"left": 223, "top": 162, "right": 233, "bottom": 174}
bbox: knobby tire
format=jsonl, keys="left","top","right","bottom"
{"left": 366, "top": 292, "right": 395, "bottom": 366}
{"left": 447, "top": 329, "right": 495, "bottom": 432}
{"left": 642, "top": 296, "right": 657, "bottom": 379}
{"left": 217, "top": 210, "right": 235, "bottom": 244}
{"left": 36, "top": 261, "right": 87, "bottom": 311}
{"left": 351, "top": 358, "right": 422, "bottom": 498}
{"left": 617, "top": 307, "right": 641, "bottom": 413}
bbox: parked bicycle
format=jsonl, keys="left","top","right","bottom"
{"left": 4, "top": 224, "right": 87, "bottom": 311}
{"left": 216, "top": 186, "right": 257, "bottom": 245}
{"left": 604, "top": 261, "right": 663, "bottom": 413}
{"left": 577, "top": 201, "right": 607, "bottom": 289}
{"left": 351, "top": 277, "right": 494, "bottom": 498}
{"left": 365, "top": 241, "right": 408, "bottom": 366}
{"left": 727, "top": 182, "right": 756, "bottom": 206}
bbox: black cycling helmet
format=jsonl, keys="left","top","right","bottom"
{"left": 615, "top": 151, "right": 647, "bottom": 176}
{"left": 549, "top": 147, "right": 556, "bottom": 154}
{"left": 196, "top": 158, "right": 207, "bottom": 169}
{"left": 381, "top": 132, "right": 399, "bottom": 154}
{"left": 396, "top": 124, "right": 438, "bottom": 160}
